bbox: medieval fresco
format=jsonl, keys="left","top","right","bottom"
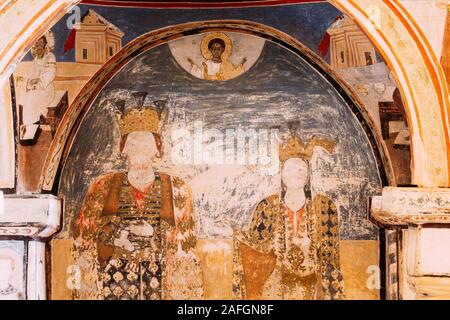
{"left": 319, "top": 15, "right": 411, "bottom": 185}
{"left": 10, "top": 3, "right": 411, "bottom": 194}
{"left": 233, "top": 137, "right": 345, "bottom": 300}
{"left": 14, "top": 31, "right": 68, "bottom": 193}
{"left": 46, "top": 29, "right": 384, "bottom": 300}
{"left": 4, "top": 1, "right": 415, "bottom": 300}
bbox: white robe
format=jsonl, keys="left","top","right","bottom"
{"left": 22, "top": 52, "right": 56, "bottom": 126}
{"left": 190, "top": 60, "right": 221, "bottom": 79}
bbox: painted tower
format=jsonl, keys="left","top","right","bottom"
{"left": 75, "top": 9, "right": 124, "bottom": 65}
{"left": 327, "top": 15, "right": 378, "bottom": 69}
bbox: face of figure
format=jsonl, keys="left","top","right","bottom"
{"left": 281, "top": 158, "right": 309, "bottom": 189}
{"left": 34, "top": 37, "right": 47, "bottom": 59}
{"left": 122, "top": 131, "right": 158, "bottom": 169}
{"left": 208, "top": 39, "right": 225, "bottom": 61}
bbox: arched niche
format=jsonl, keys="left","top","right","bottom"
{"left": 0, "top": 0, "right": 448, "bottom": 190}
{"left": 47, "top": 21, "right": 391, "bottom": 300}
{"left": 39, "top": 20, "right": 392, "bottom": 192}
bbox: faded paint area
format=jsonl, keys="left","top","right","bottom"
{"left": 0, "top": 0, "right": 448, "bottom": 302}
{"left": 10, "top": 4, "right": 412, "bottom": 193}
{"left": 58, "top": 40, "right": 382, "bottom": 241}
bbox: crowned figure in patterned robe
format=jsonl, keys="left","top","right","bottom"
{"left": 72, "top": 104, "right": 203, "bottom": 300}
{"left": 233, "top": 135, "right": 345, "bottom": 300}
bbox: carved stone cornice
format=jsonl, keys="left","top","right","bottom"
{"left": 371, "top": 187, "right": 450, "bottom": 226}
{"left": 0, "top": 194, "right": 62, "bottom": 238}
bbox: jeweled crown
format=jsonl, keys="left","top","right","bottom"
{"left": 279, "top": 135, "right": 336, "bottom": 161}
{"left": 119, "top": 108, "right": 160, "bottom": 135}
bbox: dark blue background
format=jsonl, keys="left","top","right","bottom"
{"left": 25, "top": 3, "right": 340, "bottom": 62}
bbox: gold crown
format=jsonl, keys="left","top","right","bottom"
{"left": 119, "top": 108, "right": 160, "bottom": 135}
{"left": 279, "top": 135, "right": 336, "bottom": 162}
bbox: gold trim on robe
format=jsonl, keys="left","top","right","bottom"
{"left": 232, "top": 194, "right": 345, "bottom": 300}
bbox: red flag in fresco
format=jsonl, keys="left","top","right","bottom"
{"left": 64, "top": 28, "right": 77, "bottom": 53}
{"left": 318, "top": 32, "right": 331, "bottom": 57}
{"left": 317, "top": 14, "right": 344, "bottom": 58}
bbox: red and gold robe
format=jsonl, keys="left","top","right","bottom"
{"left": 233, "top": 194, "right": 345, "bottom": 300}
{"left": 72, "top": 172, "right": 203, "bottom": 300}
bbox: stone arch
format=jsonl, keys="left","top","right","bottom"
{"left": 36, "top": 19, "right": 392, "bottom": 192}
{"left": 0, "top": 0, "right": 448, "bottom": 188}
{"left": 50, "top": 21, "right": 392, "bottom": 300}
{"left": 329, "top": 0, "right": 449, "bottom": 187}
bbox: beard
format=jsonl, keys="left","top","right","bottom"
{"left": 128, "top": 156, "right": 154, "bottom": 170}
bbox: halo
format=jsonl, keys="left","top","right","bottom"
{"left": 200, "top": 32, "right": 233, "bottom": 60}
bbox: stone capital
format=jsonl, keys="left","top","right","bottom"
{"left": 370, "top": 187, "right": 450, "bottom": 226}
{"left": 371, "top": 187, "right": 450, "bottom": 299}
{"left": 0, "top": 194, "right": 62, "bottom": 238}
